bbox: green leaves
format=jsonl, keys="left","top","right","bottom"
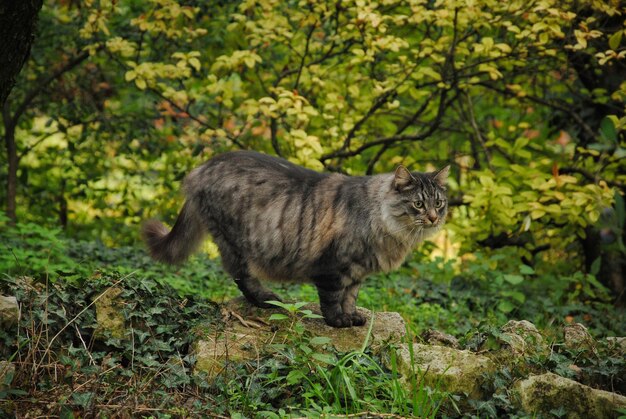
{"left": 503, "top": 274, "right": 524, "bottom": 285}
{"left": 608, "top": 30, "right": 623, "bottom": 51}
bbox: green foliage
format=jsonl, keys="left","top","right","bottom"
{"left": 1, "top": 0, "right": 625, "bottom": 306}
{"left": 2, "top": 0, "right": 624, "bottom": 253}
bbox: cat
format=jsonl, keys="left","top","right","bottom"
{"left": 143, "top": 151, "right": 449, "bottom": 328}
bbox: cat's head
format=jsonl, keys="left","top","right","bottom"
{"left": 383, "top": 165, "right": 449, "bottom": 236}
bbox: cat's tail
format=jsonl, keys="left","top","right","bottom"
{"left": 142, "top": 201, "right": 206, "bottom": 265}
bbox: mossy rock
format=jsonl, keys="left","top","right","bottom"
{"left": 514, "top": 372, "right": 626, "bottom": 418}
{"left": 194, "top": 297, "right": 407, "bottom": 378}
{"left": 94, "top": 287, "right": 126, "bottom": 339}
{"left": 0, "top": 295, "right": 18, "bottom": 329}
{"left": 393, "top": 343, "right": 496, "bottom": 399}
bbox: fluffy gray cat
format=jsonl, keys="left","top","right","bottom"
{"left": 143, "top": 151, "right": 449, "bottom": 327}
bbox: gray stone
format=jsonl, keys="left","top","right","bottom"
{"left": 606, "top": 337, "right": 626, "bottom": 353}
{"left": 0, "top": 295, "right": 18, "bottom": 328}
{"left": 0, "top": 361, "right": 15, "bottom": 390}
{"left": 500, "top": 320, "right": 545, "bottom": 355}
{"left": 564, "top": 323, "right": 596, "bottom": 352}
{"left": 393, "top": 343, "right": 496, "bottom": 399}
{"left": 421, "top": 329, "right": 460, "bottom": 348}
{"left": 515, "top": 372, "right": 626, "bottom": 418}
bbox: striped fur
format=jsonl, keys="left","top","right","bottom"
{"left": 143, "top": 151, "right": 449, "bottom": 327}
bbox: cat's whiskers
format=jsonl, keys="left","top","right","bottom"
{"left": 382, "top": 220, "right": 425, "bottom": 246}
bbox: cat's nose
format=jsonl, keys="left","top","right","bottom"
{"left": 427, "top": 211, "right": 438, "bottom": 224}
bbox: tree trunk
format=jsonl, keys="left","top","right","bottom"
{"left": 0, "top": 0, "right": 43, "bottom": 224}
{"left": 2, "top": 105, "right": 18, "bottom": 224}
{"left": 0, "top": 0, "right": 43, "bottom": 106}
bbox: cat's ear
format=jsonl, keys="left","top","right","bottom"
{"left": 393, "top": 165, "right": 416, "bottom": 192}
{"left": 432, "top": 165, "right": 450, "bottom": 187}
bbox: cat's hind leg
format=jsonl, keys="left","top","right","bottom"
{"left": 216, "top": 240, "right": 281, "bottom": 308}
{"left": 233, "top": 275, "right": 281, "bottom": 308}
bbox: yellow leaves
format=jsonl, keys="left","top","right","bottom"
{"left": 130, "top": 0, "right": 205, "bottom": 40}
{"left": 211, "top": 51, "right": 263, "bottom": 73}
{"left": 106, "top": 37, "right": 137, "bottom": 58}
{"left": 606, "top": 114, "right": 626, "bottom": 132}
{"left": 350, "top": 48, "right": 373, "bottom": 64}
{"left": 575, "top": 30, "right": 588, "bottom": 49}
{"left": 372, "top": 35, "right": 410, "bottom": 53}
{"left": 357, "top": 9, "right": 384, "bottom": 30}
{"left": 595, "top": 47, "right": 626, "bottom": 66}
{"left": 172, "top": 51, "right": 202, "bottom": 72}
{"left": 461, "top": 160, "right": 615, "bottom": 247}
{"left": 255, "top": 88, "right": 319, "bottom": 134}
{"left": 412, "top": 66, "right": 441, "bottom": 82}
{"left": 288, "top": 129, "right": 324, "bottom": 170}
{"left": 568, "top": 26, "right": 604, "bottom": 51}
{"left": 291, "top": 129, "right": 323, "bottom": 154}
{"left": 494, "top": 43, "right": 512, "bottom": 54}
{"left": 124, "top": 61, "right": 191, "bottom": 91}
{"left": 80, "top": 4, "right": 117, "bottom": 39}
{"left": 481, "top": 37, "right": 494, "bottom": 50}
{"left": 478, "top": 63, "right": 503, "bottom": 80}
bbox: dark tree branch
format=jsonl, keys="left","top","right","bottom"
{"left": 365, "top": 143, "right": 390, "bottom": 175}
{"left": 322, "top": 89, "right": 458, "bottom": 161}
{"left": 339, "top": 89, "right": 397, "bottom": 153}
{"left": 12, "top": 46, "right": 101, "bottom": 123}
{"left": 293, "top": 24, "right": 316, "bottom": 91}
{"left": 476, "top": 82, "right": 598, "bottom": 141}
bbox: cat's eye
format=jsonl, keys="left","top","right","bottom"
{"left": 435, "top": 200, "right": 445, "bottom": 209}
{"left": 413, "top": 201, "right": 424, "bottom": 210}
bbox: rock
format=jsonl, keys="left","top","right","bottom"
{"left": 94, "top": 287, "right": 126, "bottom": 339}
{"left": 0, "top": 361, "right": 15, "bottom": 390}
{"left": 421, "top": 329, "right": 460, "bottom": 348}
{"left": 393, "top": 343, "right": 495, "bottom": 399}
{"left": 500, "top": 320, "right": 545, "bottom": 355}
{"left": 194, "top": 297, "right": 407, "bottom": 377}
{"left": 515, "top": 372, "right": 626, "bottom": 418}
{"left": 606, "top": 337, "right": 626, "bottom": 353}
{"left": 564, "top": 323, "right": 596, "bottom": 353}
{"left": 0, "top": 295, "right": 18, "bottom": 328}
{"left": 194, "top": 321, "right": 273, "bottom": 377}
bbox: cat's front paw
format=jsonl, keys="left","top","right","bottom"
{"left": 324, "top": 313, "right": 354, "bottom": 328}
{"left": 350, "top": 311, "right": 367, "bottom": 326}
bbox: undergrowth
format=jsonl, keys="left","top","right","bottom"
{"left": 0, "top": 272, "right": 223, "bottom": 416}
{"left": 0, "top": 273, "right": 451, "bottom": 417}
{"left": 1, "top": 220, "right": 625, "bottom": 417}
